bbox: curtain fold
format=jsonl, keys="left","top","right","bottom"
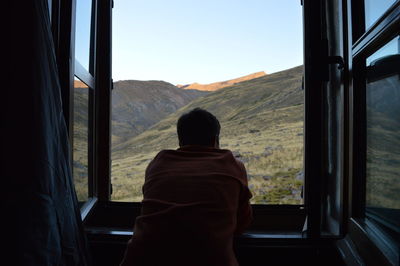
{"left": 2, "top": 1, "right": 90, "bottom": 265}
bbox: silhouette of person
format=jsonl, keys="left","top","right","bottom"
{"left": 120, "top": 108, "right": 253, "bottom": 266}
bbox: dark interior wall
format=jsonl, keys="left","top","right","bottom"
{"left": 3, "top": 3, "right": 38, "bottom": 259}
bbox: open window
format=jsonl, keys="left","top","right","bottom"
{"left": 54, "top": 0, "right": 341, "bottom": 236}
{"left": 51, "top": 0, "right": 399, "bottom": 263}
{"left": 110, "top": 2, "right": 305, "bottom": 207}
{"left": 72, "top": 0, "right": 97, "bottom": 210}
{"left": 51, "top": 0, "right": 110, "bottom": 218}
{"left": 101, "top": 1, "right": 311, "bottom": 236}
{"left": 345, "top": 0, "right": 400, "bottom": 264}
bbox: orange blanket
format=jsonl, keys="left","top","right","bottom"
{"left": 120, "top": 146, "right": 253, "bottom": 266}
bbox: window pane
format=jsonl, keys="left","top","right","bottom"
{"left": 364, "top": 0, "right": 397, "bottom": 29}
{"left": 75, "top": 0, "right": 93, "bottom": 70}
{"left": 366, "top": 36, "right": 400, "bottom": 230}
{"left": 111, "top": 2, "right": 304, "bottom": 204}
{"left": 73, "top": 77, "right": 89, "bottom": 202}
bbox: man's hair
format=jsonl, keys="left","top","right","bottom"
{"left": 177, "top": 108, "right": 220, "bottom": 146}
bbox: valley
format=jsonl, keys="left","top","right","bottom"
{"left": 110, "top": 66, "right": 304, "bottom": 203}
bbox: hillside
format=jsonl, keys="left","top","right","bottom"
{"left": 366, "top": 75, "right": 400, "bottom": 209}
{"left": 72, "top": 80, "right": 89, "bottom": 201}
{"left": 112, "top": 66, "right": 304, "bottom": 203}
{"left": 177, "top": 71, "right": 266, "bottom": 91}
{"left": 72, "top": 79, "right": 207, "bottom": 200}
{"left": 112, "top": 80, "right": 208, "bottom": 145}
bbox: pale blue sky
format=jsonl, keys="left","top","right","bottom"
{"left": 110, "top": 0, "right": 304, "bottom": 84}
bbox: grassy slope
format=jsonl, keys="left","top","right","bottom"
{"left": 366, "top": 75, "right": 400, "bottom": 209}
{"left": 112, "top": 66, "right": 305, "bottom": 203}
{"left": 72, "top": 86, "right": 89, "bottom": 201}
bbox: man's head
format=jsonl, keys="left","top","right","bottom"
{"left": 177, "top": 108, "right": 220, "bottom": 148}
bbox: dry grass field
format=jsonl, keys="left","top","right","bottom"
{"left": 72, "top": 84, "right": 89, "bottom": 201}
{"left": 72, "top": 65, "right": 399, "bottom": 210}
{"left": 111, "top": 66, "right": 304, "bottom": 204}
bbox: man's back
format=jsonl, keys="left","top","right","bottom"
{"left": 120, "top": 145, "right": 252, "bottom": 266}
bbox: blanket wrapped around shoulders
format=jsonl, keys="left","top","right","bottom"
{"left": 120, "top": 146, "right": 253, "bottom": 266}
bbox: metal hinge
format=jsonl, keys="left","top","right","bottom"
{"left": 328, "top": 56, "right": 345, "bottom": 70}
{"left": 322, "top": 38, "right": 345, "bottom": 81}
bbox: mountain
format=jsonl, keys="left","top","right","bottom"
{"left": 72, "top": 80, "right": 90, "bottom": 200}
{"left": 72, "top": 79, "right": 208, "bottom": 199}
{"left": 177, "top": 71, "right": 266, "bottom": 91}
{"left": 112, "top": 80, "right": 208, "bottom": 145}
{"left": 365, "top": 75, "right": 400, "bottom": 209}
{"left": 111, "top": 66, "right": 304, "bottom": 203}
{"left": 73, "top": 80, "right": 89, "bottom": 126}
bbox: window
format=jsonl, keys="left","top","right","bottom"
{"left": 111, "top": 1, "right": 304, "bottom": 204}
{"left": 365, "top": 36, "right": 400, "bottom": 232}
{"left": 71, "top": 0, "right": 96, "bottom": 204}
{"left": 348, "top": 0, "right": 400, "bottom": 263}
{"left": 73, "top": 77, "right": 90, "bottom": 201}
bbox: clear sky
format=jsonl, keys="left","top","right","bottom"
{"left": 111, "top": 0, "right": 303, "bottom": 85}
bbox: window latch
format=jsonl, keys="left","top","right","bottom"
{"left": 327, "top": 55, "right": 345, "bottom": 70}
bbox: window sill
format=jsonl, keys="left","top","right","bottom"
{"left": 83, "top": 201, "right": 307, "bottom": 233}
{"left": 85, "top": 227, "right": 304, "bottom": 239}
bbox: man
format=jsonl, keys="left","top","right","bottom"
{"left": 120, "top": 108, "right": 253, "bottom": 266}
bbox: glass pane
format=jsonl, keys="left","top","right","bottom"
{"left": 366, "top": 36, "right": 400, "bottom": 230}
{"left": 73, "top": 77, "right": 89, "bottom": 202}
{"left": 75, "top": 0, "right": 93, "bottom": 70}
{"left": 364, "top": 0, "right": 397, "bottom": 29}
{"left": 111, "top": 1, "right": 304, "bottom": 204}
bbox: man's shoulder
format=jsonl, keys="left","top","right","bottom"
{"left": 176, "top": 146, "right": 233, "bottom": 154}
{"left": 147, "top": 148, "right": 247, "bottom": 185}
{"left": 154, "top": 148, "right": 240, "bottom": 165}
{"left": 163, "top": 147, "right": 239, "bottom": 158}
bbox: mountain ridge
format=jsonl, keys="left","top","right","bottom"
{"left": 177, "top": 71, "right": 267, "bottom": 91}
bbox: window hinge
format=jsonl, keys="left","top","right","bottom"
{"left": 322, "top": 38, "right": 345, "bottom": 81}
{"left": 327, "top": 56, "right": 345, "bottom": 70}
{"left": 324, "top": 55, "right": 345, "bottom": 81}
